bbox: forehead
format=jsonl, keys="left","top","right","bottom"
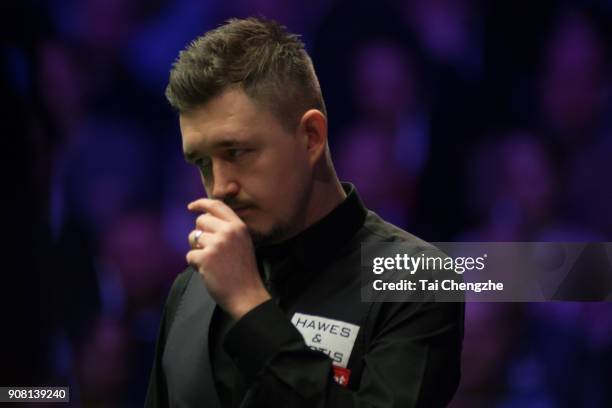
{"left": 180, "top": 88, "right": 280, "bottom": 156}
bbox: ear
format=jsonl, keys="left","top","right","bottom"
{"left": 298, "top": 109, "right": 328, "bottom": 167}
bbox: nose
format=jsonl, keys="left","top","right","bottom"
{"left": 207, "top": 160, "right": 239, "bottom": 199}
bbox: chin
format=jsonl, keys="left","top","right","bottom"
{"left": 246, "top": 223, "right": 270, "bottom": 244}
{"left": 248, "top": 222, "right": 291, "bottom": 246}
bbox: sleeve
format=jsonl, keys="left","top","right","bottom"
{"left": 144, "top": 268, "right": 194, "bottom": 408}
{"left": 223, "top": 298, "right": 464, "bottom": 408}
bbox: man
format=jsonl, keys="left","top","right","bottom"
{"left": 145, "top": 17, "right": 463, "bottom": 408}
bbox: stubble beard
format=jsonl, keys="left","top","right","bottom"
{"left": 248, "top": 222, "right": 293, "bottom": 247}
{"left": 248, "top": 202, "right": 309, "bottom": 248}
{"left": 247, "top": 185, "right": 312, "bottom": 247}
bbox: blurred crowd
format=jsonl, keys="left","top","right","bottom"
{"left": 3, "top": 0, "right": 612, "bottom": 406}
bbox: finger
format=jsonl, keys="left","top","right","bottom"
{"left": 188, "top": 229, "right": 214, "bottom": 249}
{"left": 188, "top": 198, "right": 238, "bottom": 221}
{"left": 186, "top": 248, "right": 206, "bottom": 268}
{"left": 195, "top": 212, "right": 227, "bottom": 233}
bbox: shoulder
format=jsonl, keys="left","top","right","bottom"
{"left": 361, "top": 210, "right": 441, "bottom": 253}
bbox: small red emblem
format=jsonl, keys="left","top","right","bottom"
{"left": 332, "top": 366, "right": 351, "bottom": 387}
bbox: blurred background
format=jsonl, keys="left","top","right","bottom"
{"left": 3, "top": 0, "right": 612, "bottom": 406}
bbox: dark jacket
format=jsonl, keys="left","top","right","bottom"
{"left": 145, "top": 184, "right": 464, "bottom": 408}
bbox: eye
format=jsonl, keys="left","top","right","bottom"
{"left": 195, "top": 157, "right": 212, "bottom": 177}
{"left": 226, "top": 148, "right": 249, "bottom": 159}
{"left": 195, "top": 157, "right": 211, "bottom": 168}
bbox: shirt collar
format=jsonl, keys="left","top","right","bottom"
{"left": 255, "top": 182, "right": 367, "bottom": 284}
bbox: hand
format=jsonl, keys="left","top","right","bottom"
{"left": 186, "top": 198, "right": 271, "bottom": 320}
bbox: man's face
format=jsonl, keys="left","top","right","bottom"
{"left": 180, "top": 88, "right": 312, "bottom": 245}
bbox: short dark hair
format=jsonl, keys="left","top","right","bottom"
{"left": 165, "top": 17, "right": 327, "bottom": 131}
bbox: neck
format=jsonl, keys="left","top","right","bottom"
{"left": 301, "top": 172, "right": 346, "bottom": 233}
{"left": 264, "top": 153, "right": 347, "bottom": 245}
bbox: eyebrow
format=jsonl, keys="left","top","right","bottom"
{"left": 183, "top": 138, "right": 245, "bottom": 163}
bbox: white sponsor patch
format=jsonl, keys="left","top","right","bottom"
{"left": 291, "top": 312, "right": 360, "bottom": 368}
